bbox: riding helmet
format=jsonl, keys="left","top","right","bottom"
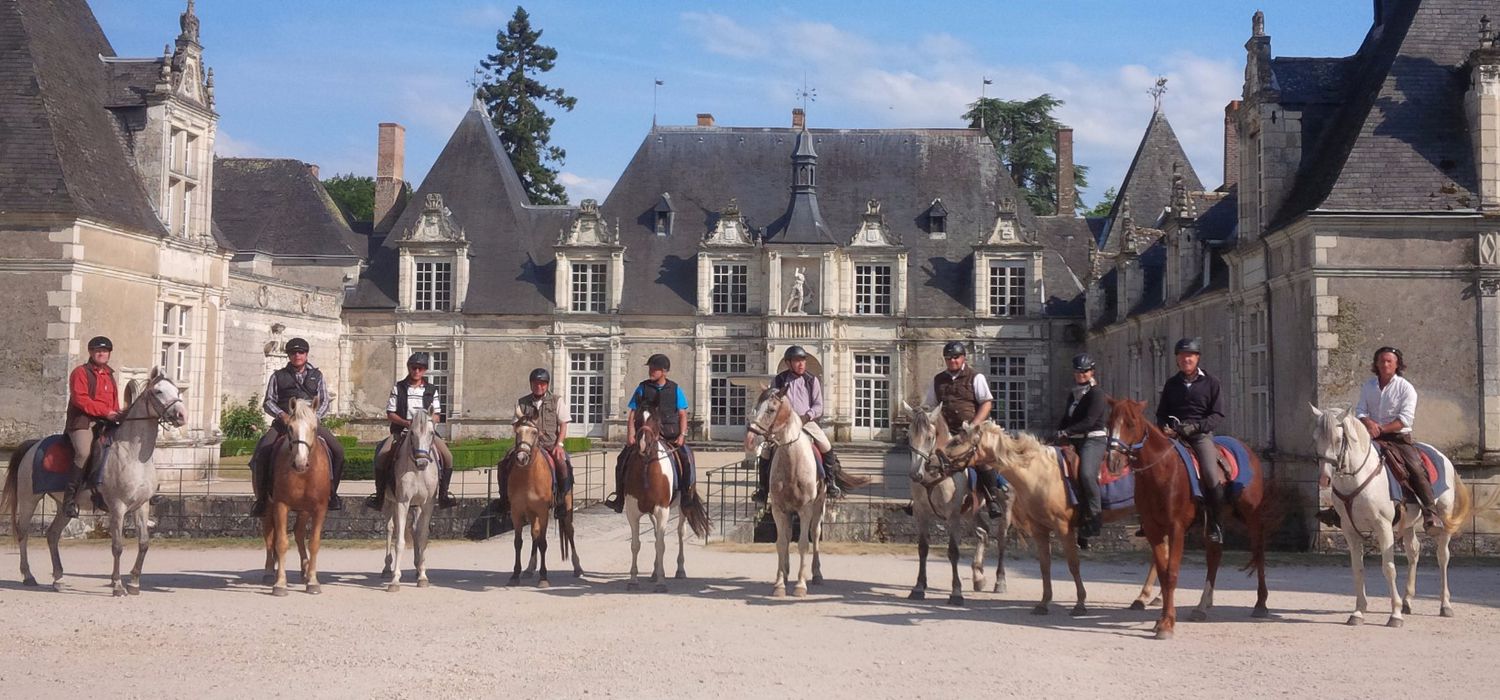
{"left": 407, "top": 352, "right": 431, "bottom": 368}
{"left": 1072, "top": 353, "right": 1096, "bottom": 372}
{"left": 529, "top": 367, "right": 551, "bottom": 383}
{"left": 942, "top": 341, "right": 967, "bottom": 358}
{"left": 284, "top": 337, "right": 310, "bottom": 354}
{"left": 1174, "top": 337, "right": 1202, "bottom": 355}
{"left": 87, "top": 336, "right": 113, "bottom": 351}
{"left": 646, "top": 353, "right": 671, "bottom": 371}
{"left": 784, "top": 345, "right": 810, "bottom": 360}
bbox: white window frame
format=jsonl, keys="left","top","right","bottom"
{"left": 570, "top": 262, "right": 608, "bottom": 313}
{"left": 711, "top": 263, "right": 749, "bottom": 314}
{"left": 988, "top": 261, "right": 1026, "bottom": 317}
{"left": 414, "top": 260, "right": 453, "bottom": 312}
{"left": 709, "top": 353, "right": 748, "bottom": 440}
{"left": 988, "top": 355, "right": 1028, "bottom": 430}
{"left": 854, "top": 264, "right": 893, "bottom": 316}
{"left": 853, "top": 353, "right": 891, "bottom": 437}
{"left": 568, "top": 351, "right": 607, "bottom": 437}
{"left": 416, "top": 349, "right": 451, "bottom": 411}
{"left": 1246, "top": 309, "right": 1270, "bottom": 447}
{"left": 158, "top": 302, "right": 193, "bottom": 391}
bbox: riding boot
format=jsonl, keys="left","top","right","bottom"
{"left": 751, "top": 454, "right": 772, "bottom": 505}
{"left": 822, "top": 451, "right": 845, "bottom": 500}
{"left": 437, "top": 463, "right": 456, "bottom": 509}
{"left": 61, "top": 471, "right": 83, "bottom": 518}
{"left": 603, "top": 450, "right": 628, "bottom": 513}
{"left": 1203, "top": 484, "right": 1225, "bottom": 544}
{"left": 1315, "top": 508, "right": 1342, "bottom": 528}
{"left": 363, "top": 456, "right": 388, "bottom": 511}
{"left": 553, "top": 472, "right": 572, "bottom": 519}
{"left": 495, "top": 462, "right": 513, "bottom": 512}
{"left": 1408, "top": 474, "right": 1439, "bottom": 530}
{"left": 249, "top": 452, "right": 270, "bottom": 518}
{"left": 977, "top": 469, "right": 1005, "bottom": 519}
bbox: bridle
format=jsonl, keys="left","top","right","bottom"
{"left": 747, "top": 396, "right": 804, "bottom": 449}
{"left": 118, "top": 376, "right": 185, "bottom": 428}
{"left": 511, "top": 419, "right": 539, "bottom": 465}
{"left": 1105, "top": 418, "right": 1175, "bottom": 473}
{"left": 1323, "top": 421, "right": 1386, "bottom": 538}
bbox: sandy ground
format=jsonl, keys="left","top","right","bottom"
{"left": 3, "top": 508, "right": 1499, "bottom": 699}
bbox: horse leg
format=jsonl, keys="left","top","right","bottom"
{"left": 381, "top": 502, "right": 396, "bottom": 582}
{"left": 415, "top": 505, "right": 432, "bottom": 588}
{"left": 1400, "top": 521, "right": 1422, "bottom": 619}
{"left": 305, "top": 509, "right": 326, "bottom": 595}
{"left": 126, "top": 505, "right": 150, "bottom": 595}
{"left": 1191, "top": 538, "right": 1222, "bottom": 622}
{"left": 389, "top": 502, "right": 408, "bottom": 592}
{"left": 272, "top": 503, "right": 290, "bottom": 596}
{"left": 771, "top": 509, "right": 790, "bottom": 597}
{"left": 1032, "top": 529, "right": 1053, "bottom": 615}
{"left": 509, "top": 515, "right": 524, "bottom": 587}
{"left": 810, "top": 505, "right": 824, "bottom": 586}
{"left": 909, "top": 516, "right": 929, "bottom": 600}
{"left": 108, "top": 506, "right": 127, "bottom": 597}
{"left": 993, "top": 507, "right": 1009, "bottom": 594}
{"left": 1154, "top": 526, "right": 1185, "bottom": 640}
{"left": 261, "top": 512, "right": 277, "bottom": 586}
{"left": 651, "top": 508, "right": 667, "bottom": 593}
{"left": 674, "top": 508, "right": 687, "bottom": 579}
{"left": 1249, "top": 507, "right": 1270, "bottom": 618}
{"left": 1436, "top": 527, "right": 1454, "bottom": 617}
{"left": 1065, "top": 534, "right": 1086, "bottom": 617}
{"left": 16, "top": 495, "right": 38, "bottom": 586}
{"left": 627, "top": 506, "right": 642, "bottom": 591}
{"left": 1344, "top": 520, "right": 1370, "bottom": 626}
{"left": 46, "top": 502, "right": 69, "bottom": 592}
{"left": 1131, "top": 563, "right": 1159, "bottom": 611}
{"left": 971, "top": 519, "right": 989, "bottom": 593}
{"left": 792, "top": 506, "right": 811, "bottom": 598}
{"left": 534, "top": 515, "right": 550, "bottom": 589}
{"left": 294, "top": 513, "right": 310, "bottom": 585}
{"left": 1381, "top": 521, "right": 1403, "bottom": 627}
{"left": 946, "top": 526, "right": 964, "bottom": 607}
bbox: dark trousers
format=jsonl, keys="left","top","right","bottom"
{"left": 1183, "top": 431, "right": 1222, "bottom": 489}
{"left": 1377, "top": 433, "right": 1434, "bottom": 508}
{"left": 251, "top": 422, "right": 345, "bottom": 500}
{"left": 1069, "top": 435, "right": 1106, "bottom": 518}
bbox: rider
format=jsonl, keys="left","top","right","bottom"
{"left": 497, "top": 368, "right": 574, "bottom": 518}
{"left": 1156, "top": 337, "right": 1227, "bottom": 544}
{"left": 1057, "top": 353, "right": 1107, "bottom": 546}
{"left": 1356, "top": 347, "right": 1437, "bottom": 530}
{"left": 364, "top": 352, "right": 457, "bottom": 510}
{"left": 62, "top": 336, "right": 122, "bottom": 517}
{"left": 249, "top": 337, "right": 347, "bottom": 516}
{"left": 749, "top": 346, "right": 853, "bottom": 504}
{"left": 925, "top": 341, "right": 1006, "bottom": 518}
{"left": 602, "top": 354, "right": 698, "bottom": 513}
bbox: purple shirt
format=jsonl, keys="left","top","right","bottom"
{"left": 773, "top": 370, "right": 823, "bottom": 421}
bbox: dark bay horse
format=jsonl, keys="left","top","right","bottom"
{"left": 261, "top": 396, "right": 330, "bottom": 596}
{"left": 1106, "top": 397, "right": 1271, "bottom": 639}
{"left": 503, "top": 407, "right": 582, "bottom": 588}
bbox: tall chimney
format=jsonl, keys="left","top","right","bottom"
{"left": 1223, "top": 101, "right": 1241, "bottom": 189}
{"left": 374, "top": 122, "right": 406, "bottom": 225}
{"left": 696, "top": 113, "right": 715, "bottom": 127}
{"left": 792, "top": 108, "right": 805, "bottom": 129}
{"left": 1055, "top": 127, "right": 1076, "bottom": 216}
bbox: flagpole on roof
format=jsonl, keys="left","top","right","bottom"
{"left": 653, "top": 78, "right": 663, "bottom": 127}
{"left": 980, "top": 77, "right": 993, "bottom": 133}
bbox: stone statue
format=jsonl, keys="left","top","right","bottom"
{"left": 785, "top": 266, "right": 807, "bottom": 314}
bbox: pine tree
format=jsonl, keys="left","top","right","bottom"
{"left": 964, "top": 94, "right": 1090, "bottom": 216}
{"left": 475, "top": 6, "right": 577, "bottom": 205}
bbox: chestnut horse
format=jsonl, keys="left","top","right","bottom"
{"left": 503, "top": 407, "right": 582, "bottom": 588}
{"left": 622, "top": 410, "right": 711, "bottom": 591}
{"left": 261, "top": 396, "right": 330, "bottom": 596}
{"left": 1105, "top": 397, "right": 1270, "bottom": 639}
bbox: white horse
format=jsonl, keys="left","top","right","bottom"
{"left": 381, "top": 408, "right": 438, "bottom": 591}
{"left": 748, "top": 386, "right": 826, "bottom": 598}
{"left": 901, "top": 401, "right": 1010, "bottom": 606}
{"left": 2, "top": 368, "right": 187, "bottom": 595}
{"left": 1310, "top": 405, "right": 1472, "bottom": 626}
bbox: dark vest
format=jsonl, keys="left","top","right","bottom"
{"left": 518, "top": 391, "right": 563, "bottom": 448}
{"left": 272, "top": 364, "right": 323, "bottom": 413}
{"left": 634, "top": 379, "right": 682, "bottom": 441}
{"left": 934, "top": 365, "right": 980, "bottom": 434}
{"left": 391, "top": 380, "right": 438, "bottom": 435}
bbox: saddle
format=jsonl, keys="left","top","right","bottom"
{"left": 765, "top": 442, "right": 826, "bottom": 480}
{"left": 31, "top": 428, "right": 112, "bottom": 495}
{"left": 1373, "top": 442, "right": 1447, "bottom": 502}
{"left": 1170, "top": 436, "right": 1255, "bottom": 501}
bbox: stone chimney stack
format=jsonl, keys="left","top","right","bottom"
{"left": 375, "top": 122, "right": 406, "bottom": 225}
{"left": 792, "top": 108, "right": 806, "bottom": 129}
{"left": 1223, "top": 101, "right": 1241, "bottom": 189}
{"left": 1467, "top": 17, "right": 1500, "bottom": 212}
{"left": 1056, "top": 127, "right": 1076, "bottom": 216}
{"left": 696, "top": 113, "right": 715, "bottom": 127}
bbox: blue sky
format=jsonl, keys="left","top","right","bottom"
{"left": 95, "top": 1, "right": 1372, "bottom": 206}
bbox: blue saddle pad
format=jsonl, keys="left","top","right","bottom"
{"left": 1169, "top": 436, "right": 1256, "bottom": 501}
{"left": 1378, "top": 443, "right": 1451, "bottom": 502}
{"left": 30, "top": 435, "right": 74, "bottom": 495}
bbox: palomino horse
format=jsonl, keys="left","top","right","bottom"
{"left": 261, "top": 396, "right": 330, "bottom": 596}
{"left": 380, "top": 408, "right": 438, "bottom": 592}
{"left": 622, "top": 410, "right": 711, "bottom": 592}
{"left": 1310, "top": 405, "right": 1472, "bottom": 626}
{"left": 1105, "top": 397, "right": 1271, "bottom": 639}
{"left": 902, "top": 401, "right": 1010, "bottom": 605}
{"left": 503, "top": 407, "right": 582, "bottom": 588}
{"left": 3, "top": 367, "right": 186, "bottom": 595}
{"left": 943, "top": 422, "right": 1159, "bottom": 615}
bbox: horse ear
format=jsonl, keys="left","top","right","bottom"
{"left": 514, "top": 405, "right": 525, "bottom": 421}
{"left": 1309, "top": 403, "right": 1324, "bottom": 418}
{"left": 901, "top": 400, "right": 914, "bottom": 416}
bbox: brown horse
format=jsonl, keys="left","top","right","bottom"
{"left": 503, "top": 407, "right": 582, "bottom": 588}
{"left": 622, "top": 410, "right": 710, "bottom": 592}
{"left": 943, "top": 423, "right": 1158, "bottom": 615}
{"left": 261, "top": 396, "right": 330, "bottom": 596}
{"left": 1105, "top": 397, "right": 1271, "bottom": 639}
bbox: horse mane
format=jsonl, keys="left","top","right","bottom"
{"left": 983, "top": 425, "right": 1052, "bottom": 474}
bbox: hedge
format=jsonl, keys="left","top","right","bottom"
{"left": 219, "top": 434, "right": 359, "bottom": 457}
{"left": 337, "top": 437, "right": 593, "bottom": 481}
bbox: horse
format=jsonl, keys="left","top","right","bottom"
{"left": 622, "top": 409, "right": 711, "bottom": 592}
{"left": 1310, "top": 405, "right": 1472, "bottom": 626}
{"left": 260, "top": 396, "right": 330, "bottom": 596}
{"left": 1103, "top": 397, "right": 1271, "bottom": 639}
{"left": 503, "top": 407, "right": 582, "bottom": 588}
{"left": 943, "top": 421, "right": 1161, "bottom": 615}
{"left": 3, "top": 367, "right": 187, "bottom": 595}
{"left": 380, "top": 407, "right": 439, "bottom": 592}
{"left": 901, "top": 401, "right": 1010, "bottom": 606}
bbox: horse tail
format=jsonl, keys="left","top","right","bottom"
{"left": 559, "top": 508, "right": 575, "bottom": 560}
{"left": 1445, "top": 473, "right": 1473, "bottom": 536}
{"left": 1240, "top": 457, "right": 1281, "bottom": 577}
{"left": 833, "top": 468, "right": 872, "bottom": 490}
{"left": 3, "top": 440, "right": 37, "bottom": 535}
{"left": 680, "top": 488, "right": 713, "bottom": 539}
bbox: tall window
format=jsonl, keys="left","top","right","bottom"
{"left": 709, "top": 353, "right": 748, "bottom": 426}
{"left": 711, "top": 263, "right": 748, "bottom": 314}
{"left": 1246, "top": 310, "right": 1270, "bottom": 446}
{"left": 414, "top": 260, "right": 452, "bottom": 311}
{"left": 853, "top": 354, "right": 891, "bottom": 429}
{"left": 571, "top": 262, "right": 607, "bottom": 313}
{"left": 418, "top": 350, "right": 451, "bottom": 411}
{"left": 181, "top": 185, "right": 194, "bottom": 237}
{"left": 568, "top": 351, "right": 606, "bottom": 426}
{"left": 988, "top": 355, "right": 1028, "bottom": 430}
{"left": 854, "top": 264, "right": 892, "bottom": 315}
{"left": 159, "top": 303, "right": 193, "bottom": 389}
{"left": 989, "top": 262, "right": 1026, "bottom": 317}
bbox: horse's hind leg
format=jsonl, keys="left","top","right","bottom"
{"left": 1032, "top": 530, "right": 1054, "bottom": 615}
{"left": 946, "top": 526, "right": 964, "bottom": 606}
{"left": 47, "top": 503, "right": 70, "bottom": 592}
{"left": 108, "top": 507, "right": 127, "bottom": 597}
{"left": 126, "top": 505, "right": 151, "bottom": 595}
{"left": 993, "top": 507, "right": 1010, "bottom": 594}
{"left": 792, "top": 507, "right": 812, "bottom": 598}
{"left": 294, "top": 513, "right": 310, "bottom": 585}
{"left": 534, "top": 515, "right": 550, "bottom": 589}
{"left": 1381, "top": 522, "right": 1402, "bottom": 627}
{"left": 1249, "top": 508, "right": 1270, "bottom": 618}
{"left": 381, "top": 505, "right": 396, "bottom": 582}
{"left": 1436, "top": 528, "right": 1455, "bottom": 617}
{"left": 674, "top": 508, "right": 687, "bottom": 579}
{"left": 971, "top": 522, "right": 989, "bottom": 593}
{"left": 262, "top": 513, "right": 277, "bottom": 586}
{"left": 909, "top": 517, "right": 929, "bottom": 600}
{"left": 414, "top": 506, "right": 432, "bottom": 588}
{"left": 809, "top": 509, "right": 824, "bottom": 586}
{"left": 388, "top": 503, "right": 407, "bottom": 592}
{"left": 1400, "top": 522, "right": 1421, "bottom": 618}
{"left": 650, "top": 509, "right": 667, "bottom": 592}
{"left": 305, "top": 509, "right": 326, "bottom": 595}
{"left": 16, "top": 495, "right": 39, "bottom": 586}
{"left": 1065, "top": 534, "right": 1087, "bottom": 617}
{"left": 1191, "top": 539, "right": 1222, "bottom": 622}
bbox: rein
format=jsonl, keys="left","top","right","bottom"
{"left": 1106, "top": 430, "right": 1175, "bottom": 473}
{"left": 1326, "top": 425, "right": 1386, "bottom": 539}
{"left": 117, "top": 378, "right": 183, "bottom": 427}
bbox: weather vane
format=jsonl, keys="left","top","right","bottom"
{"left": 797, "top": 73, "right": 817, "bottom": 112}
{"left": 1149, "top": 76, "right": 1168, "bottom": 112}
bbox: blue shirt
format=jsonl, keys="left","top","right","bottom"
{"left": 628, "top": 380, "right": 690, "bottom": 411}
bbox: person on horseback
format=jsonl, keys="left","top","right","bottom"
{"left": 249, "top": 337, "right": 348, "bottom": 516}
{"left": 62, "top": 336, "right": 122, "bottom": 517}
{"left": 365, "top": 352, "right": 456, "bottom": 510}
{"left": 1357, "top": 347, "right": 1437, "bottom": 530}
{"left": 1157, "top": 337, "right": 1227, "bottom": 543}
{"left": 1057, "top": 352, "right": 1108, "bottom": 546}
{"left": 603, "top": 354, "right": 698, "bottom": 513}
{"left": 749, "top": 346, "right": 852, "bottom": 504}
{"left": 925, "top": 341, "right": 1007, "bottom": 518}
{"left": 497, "top": 368, "right": 574, "bottom": 517}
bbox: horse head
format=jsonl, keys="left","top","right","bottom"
{"left": 747, "top": 386, "right": 793, "bottom": 442}
{"left": 1310, "top": 403, "right": 1366, "bottom": 476}
{"left": 131, "top": 367, "right": 188, "bottom": 428}
{"left": 636, "top": 410, "right": 661, "bottom": 457}
{"left": 1104, "top": 396, "right": 1154, "bottom": 469}
{"left": 407, "top": 409, "right": 435, "bottom": 469}
{"left": 902, "top": 401, "right": 948, "bottom": 483}
{"left": 283, "top": 396, "right": 322, "bottom": 470}
{"left": 512, "top": 405, "right": 539, "bottom": 466}
{"left": 939, "top": 417, "right": 988, "bottom": 473}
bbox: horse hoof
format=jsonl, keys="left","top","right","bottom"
{"left": 1401, "top": 601, "right": 1412, "bottom": 615}
{"left": 417, "top": 579, "right": 430, "bottom": 589}
{"left": 538, "top": 580, "right": 551, "bottom": 589}
{"left": 1189, "top": 609, "right": 1208, "bottom": 622}
{"left": 386, "top": 583, "right": 400, "bottom": 593}
{"left": 674, "top": 570, "right": 686, "bottom": 580}
{"left": 1128, "top": 600, "right": 1147, "bottom": 611}
{"left": 1154, "top": 628, "right": 1174, "bottom": 641}
{"left": 1150, "top": 596, "right": 1162, "bottom": 606}
{"left": 1251, "top": 606, "right": 1270, "bottom": 619}
{"left": 946, "top": 595, "right": 964, "bottom": 607}
{"left": 995, "top": 581, "right": 1007, "bottom": 594}
{"left": 272, "top": 586, "right": 288, "bottom": 597}
{"left": 627, "top": 582, "right": 640, "bottom": 592}
{"left": 772, "top": 586, "right": 786, "bottom": 598}
{"left": 1386, "top": 617, "right": 1404, "bottom": 629}
{"left": 125, "top": 584, "right": 140, "bottom": 596}
{"left": 793, "top": 585, "right": 808, "bottom": 598}
{"left": 653, "top": 583, "right": 667, "bottom": 593}
{"left": 52, "top": 582, "right": 66, "bottom": 593}
{"left": 1441, "top": 606, "right": 1455, "bottom": 618}
{"left": 1071, "top": 605, "right": 1088, "bottom": 617}
{"left": 22, "top": 577, "right": 37, "bottom": 587}
{"left": 1346, "top": 615, "right": 1364, "bottom": 626}
{"left": 1031, "top": 604, "right": 1049, "bottom": 616}
{"left": 112, "top": 587, "right": 126, "bottom": 598}
{"left": 573, "top": 568, "right": 584, "bottom": 578}
{"left": 306, "top": 584, "right": 322, "bottom": 596}
{"left": 907, "top": 589, "right": 926, "bottom": 601}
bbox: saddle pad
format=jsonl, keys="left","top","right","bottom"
{"left": 1381, "top": 443, "right": 1450, "bottom": 501}
{"left": 32, "top": 435, "right": 74, "bottom": 495}
{"left": 1053, "top": 447, "right": 1078, "bottom": 507}
{"left": 1170, "top": 436, "right": 1255, "bottom": 501}
{"left": 1169, "top": 441, "right": 1206, "bottom": 502}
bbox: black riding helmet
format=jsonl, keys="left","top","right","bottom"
{"left": 529, "top": 367, "right": 551, "bottom": 383}
{"left": 285, "top": 337, "right": 310, "bottom": 354}
{"left": 784, "top": 345, "right": 809, "bottom": 360}
{"left": 1072, "top": 353, "right": 1096, "bottom": 372}
{"left": 87, "top": 336, "right": 113, "bottom": 351}
{"left": 1174, "top": 337, "right": 1202, "bottom": 355}
{"left": 407, "top": 352, "right": 431, "bottom": 368}
{"left": 943, "top": 341, "right": 967, "bottom": 358}
{"left": 646, "top": 354, "right": 671, "bottom": 371}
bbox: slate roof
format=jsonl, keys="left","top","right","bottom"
{"left": 1097, "top": 111, "right": 1202, "bottom": 250}
{"left": 1192, "top": 190, "right": 1238, "bottom": 245}
{"left": 1035, "top": 216, "right": 1091, "bottom": 316}
{"left": 0, "top": 0, "right": 167, "bottom": 236}
{"left": 1271, "top": 0, "right": 1483, "bottom": 226}
{"left": 102, "top": 57, "right": 163, "bottom": 107}
{"left": 212, "top": 158, "right": 359, "bottom": 260}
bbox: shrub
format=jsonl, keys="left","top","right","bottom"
{"left": 220, "top": 396, "right": 264, "bottom": 440}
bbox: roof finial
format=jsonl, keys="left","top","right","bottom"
{"left": 1252, "top": 10, "right": 1265, "bottom": 38}
{"left": 1149, "top": 76, "right": 1168, "bottom": 113}
{"left": 796, "top": 73, "right": 817, "bottom": 125}
{"left": 1482, "top": 15, "right": 1496, "bottom": 48}
{"left": 179, "top": 0, "right": 200, "bottom": 43}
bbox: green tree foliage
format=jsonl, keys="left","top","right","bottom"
{"left": 220, "top": 395, "right": 264, "bottom": 440}
{"left": 475, "top": 6, "right": 577, "bottom": 205}
{"left": 964, "top": 94, "right": 1090, "bottom": 216}
{"left": 1084, "top": 187, "right": 1118, "bottom": 219}
{"left": 322, "top": 174, "right": 375, "bottom": 222}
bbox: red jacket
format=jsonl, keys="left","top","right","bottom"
{"left": 67, "top": 363, "right": 118, "bottom": 431}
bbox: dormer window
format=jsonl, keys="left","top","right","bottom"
{"left": 654, "top": 193, "right": 674, "bottom": 237}
{"left": 926, "top": 198, "right": 948, "bottom": 239}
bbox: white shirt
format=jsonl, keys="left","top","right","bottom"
{"left": 923, "top": 367, "right": 995, "bottom": 407}
{"left": 385, "top": 381, "right": 442, "bottom": 420}
{"left": 1355, "top": 375, "right": 1416, "bottom": 433}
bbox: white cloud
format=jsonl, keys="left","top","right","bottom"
{"left": 213, "top": 131, "right": 266, "bottom": 158}
{"left": 681, "top": 12, "right": 769, "bottom": 59}
{"left": 559, "top": 172, "right": 615, "bottom": 203}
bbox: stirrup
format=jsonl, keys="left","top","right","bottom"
{"left": 603, "top": 492, "right": 624, "bottom": 513}
{"left": 250, "top": 499, "right": 268, "bottom": 518}
{"left": 751, "top": 487, "right": 768, "bottom": 505}
{"left": 363, "top": 493, "right": 383, "bottom": 510}
{"left": 1206, "top": 522, "right": 1224, "bottom": 544}
{"left": 824, "top": 480, "right": 843, "bottom": 499}
{"left": 437, "top": 492, "right": 457, "bottom": 509}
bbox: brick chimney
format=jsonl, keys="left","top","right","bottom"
{"left": 792, "top": 108, "right": 805, "bottom": 129}
{"left": 374, "top": 122, "right": 405, "bottom": 225}
{"left": 696, "top": 113, "right": 715, "bottom": 127}
{"left": 1223, "top": 101, "right": 1241, "bottom": 189}
{"left": 1055, "top": 127, "right": 1076, "bottom": 216}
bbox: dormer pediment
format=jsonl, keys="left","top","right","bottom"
{"left": 703, "top": 198, "right": 756, "bottom": 248}
{"left": 848, "top": 198, "right": 902, "bottom": 247}
{"left": 979, "top": 197, "right": 1037, "bottom": 247}
{"left": 400, "top": 193, "right": 466, "bottom": 244}
{"left": 558, "top": 199, "right": 621, "bottom": 248}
